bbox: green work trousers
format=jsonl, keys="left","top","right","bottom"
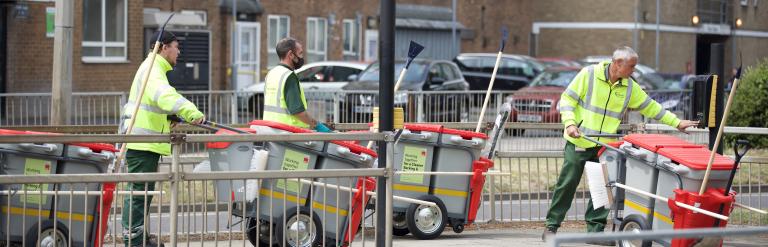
{"left": 545, "top": 141, "right": 610, "bottom": 232}
{"left": 121, "top": 149, "right": 161, "bottom": 245}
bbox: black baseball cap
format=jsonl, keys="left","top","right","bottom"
{"left": 149, "top": 30, "right": 178, "bottom": 48}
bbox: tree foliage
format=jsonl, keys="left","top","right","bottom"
{"left": 726, "top": 58, "right": 768, "bottom": 148}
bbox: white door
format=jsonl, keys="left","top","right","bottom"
{"left": 364, "top": 30, "right": 378, "bottom": 62}
{"left": 236, "top": 22, "right": 261, "bottom": 91}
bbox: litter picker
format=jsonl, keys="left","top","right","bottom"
{"left": 366, "top": 41, "right": 424, "bottom": 149}
{"left": 699, "top": 65, "right": 742, "bottom": 195}
{"left": 112, "top": 13, "right": 175, "bottom": 173}
{"left": 475, "top": 28, "right": 508, "bottom": 132}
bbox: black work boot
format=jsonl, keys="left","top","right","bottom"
{"left": 541, "top": 227, "right": 558, "bottom": 241}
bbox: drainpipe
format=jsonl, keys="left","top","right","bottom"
{"left": 655, "top": 0, "right": 660, "bottom": 71}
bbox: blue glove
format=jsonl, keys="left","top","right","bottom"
{"left": 315, "top": 123, "right": 333, "bottom": 133}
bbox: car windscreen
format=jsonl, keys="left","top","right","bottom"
{"left": 529, "top": 70, "right": 578, "bottom": 87}
{"left": 357, "top": 62, "right": 427, "bottom": 83}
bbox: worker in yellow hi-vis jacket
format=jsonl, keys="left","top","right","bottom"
{"left": 542, "top": 46, "right": 698, "bottom": 246}
{"left": 120, "top": 30, "right": 204, "bottom": 247}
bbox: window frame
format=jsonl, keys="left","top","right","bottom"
{"left": 81, "top": 0, "right": 128, "bottom": 63}
{"left": 267, "top": 14, "right": 291, "bottom": 66}
{"left": 306, "top": 17, "right": 328, "bottom": 61}
{"left": 342, "top": 19, "right": 358, "bottom": 56}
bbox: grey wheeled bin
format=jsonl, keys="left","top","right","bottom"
{"left": 206, "top": 128, "right": 257, "bottom": 202}
{"left": 619, "top": 133, "right": 703, "bottom": 240}
{"left": 312, "top": 140, "right": 377, "bottom": 246}
{"left": 55, "top": 142, "right": 118, "bottom": 247}
{"left": 0, "top": 129, "right": 64, "bottom": 245}
{"left": 431, "top": 127, "right": 487, "bottom": 232}
{"left": 392, "top": 124, "right": 440, "bottom": 210}
{"left": 247, "top": 120, "right": 325, "bottom": 219}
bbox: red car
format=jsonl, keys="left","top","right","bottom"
{"left": 506, "top": 66, "right": 581, "bottom": 135}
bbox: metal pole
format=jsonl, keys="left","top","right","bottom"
{"left": 385, "top": 140, "right": 394, "bottom": 247}
{"left": 231, "top": 0, "right": 238, "bottom": 91}
{"left": 51, "top": 0, "right": 73, "bottom": 125}
{"left": 451, "top": 0, "right": 457, "bottom": 56}
{"left": 169, "top": 142, "right": 181, "bottom": 246}
{"left": 377, "top": 0, "right": 395, "bottom": 246}
{"left": 655, "top": 0, "right": 660, "bottom": 71}
{"left": 633, "top": 0, "right": 639, "bottom": 51}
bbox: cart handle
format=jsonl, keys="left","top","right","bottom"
{"left": 19, "top": 143, "right": 57, "bottom": 153}
{"left": 582, "top": 135, "right": 625, "bottom": 155}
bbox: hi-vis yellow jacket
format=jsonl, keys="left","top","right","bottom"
{"left": 559, "top": 61, "right": 680, "bottom": 148}
{"left": 122, "top": 55, "right": 204, "bottom": 155}
{"left": 263, "top": 65, "right": 309, "bottom": 128}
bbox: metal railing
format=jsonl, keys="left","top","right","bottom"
{"left": 0, "top": 132, "right": 391, "bottom": 247}
{"left": 0, "top": 89, "right": 693, "bottom": 127}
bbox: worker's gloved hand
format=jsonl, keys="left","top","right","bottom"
{"left": 191, "top": 116, "right": 205, "bottom": 125}
{"left": 315, "top": 123, "right": 333, "bottom": 133}
{"left": 566, "top": 124, "right": 581, "bottom": 138}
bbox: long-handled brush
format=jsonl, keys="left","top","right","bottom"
{"left": 475, "top": 28, "right": 508, "bottom": 133}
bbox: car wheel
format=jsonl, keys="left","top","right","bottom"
{"left": 618, "top": 214, "right": 651, "bottom": 247}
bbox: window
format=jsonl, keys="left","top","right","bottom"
{"left": 342, "top": 19, "right": 358, "bottom": 56}
{"left": 82, "top": 0, "right": 127, "bottom": 62}
{"left": 306, "top": 17, "right": 327, "bottom": 63}
{"left": 330, "top": 66, "right": 361, "bottom": 82}
{"left": 297, "top": 66, "right": 327, "bottom": 82}
{"left": 267, "top": 15, "right": 290, "bottom": 67}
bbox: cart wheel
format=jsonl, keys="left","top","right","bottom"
{"left": 276, "top": 207, "right": 323, "bottom": 247}
{"left": 452, "top": 223, "right": 464, "bottom": 233}
{"left": 26, "top": 220, "right": 69, "bottom": 247}
{"left": 392, "top": 213, "right": 410, "bottom": 236}
{"left": 406, "top": 195, "right": 447, "bottom": 240}
{"left": 618, "top": 214, "right": 651, "bottom": 247}
{"left": 246, "top": 218, "right": 276, "bottom": 246}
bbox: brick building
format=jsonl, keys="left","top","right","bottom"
{"left": 1, "top": 0, "right": 766, "bottom": 94}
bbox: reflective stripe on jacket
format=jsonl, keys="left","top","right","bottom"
{"left": 263, "top": 65, "right": 309, "bottom": 128}
{"left": 558, "top": 61, "right": 680, "bottom": 148}
{"left": 122, "top": 56, "right": 204, "bottom": 155}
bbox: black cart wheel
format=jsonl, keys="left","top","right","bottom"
{"left": 246, "top": 218, "right": 277, "bottom": 246}
{"left": 406, "top": 195, "right": 447, "bottom": 240}
{"left": 392, "top": 213, "right": 410, "bottom": 236}
{"left": 26, "top": 220, "right": 69, "bottom": 247}
{"left": 276, "top": 207, "right": 323, "bottom": 247}
{"left": 618, "top": 214, "right": 651, "bottom": 247}
{"left": 452, "top": 223, "right": 464, "bottom": 233}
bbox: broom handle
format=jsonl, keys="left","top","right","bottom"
{"left": 113, "top": 41, "right": 162, "bottom": 173}
{"left": 366, "top": 68, "right": 408, "bottom": 149}
{"left": 475, "top": 51, "right": 503, "bottom": 133}
{"left": 614, "top": 183, "right": 729, "bottom": 221}
{"left": 699, "top": 76, "right": 741, "bottom": 195}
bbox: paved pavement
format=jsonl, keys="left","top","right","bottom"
{"left": 140, "top": 226, "right": 768, "bottom": 247}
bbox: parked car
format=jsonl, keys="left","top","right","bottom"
{"left": 453, "top": 53, "right": 546, "bottom": 91}
{"left": 340, "top": 59, "right": 470, "bottom": 123}
{"left": 537, "top": 57, "right": 584, "bottom": 68}
{"left": 242, "top": 61, "right": 369, "bottom": 118}
{"left": 506, "top": 66, "right": 580, "bottom": 135}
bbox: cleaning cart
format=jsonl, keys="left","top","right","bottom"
{"left": 391, "top": 124, "right": 493, "bottom": 240}
{"left": 0, "top": 129, "right": 118, "bottom": 247}
{"left": 205, "top": 120, "right": 377, "bottom": 247}
{"left": 596, "top": 134, "right": 739, "bottom": 247}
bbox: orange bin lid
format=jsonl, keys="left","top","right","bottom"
{"left": 404, "top": 124, "right": 488, "bottom": 140}
{"left": 623, "top": 134, "right": 702, "bottom": 152}
{"left": 249, "top": 120, "right": 313, "bottom": 133}
{"left": 657, "top": 147, "right": 735, "bottom": 170}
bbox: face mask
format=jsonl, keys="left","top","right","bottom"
{"left": 292, "top": 54, "right": 305, "bottom": 70}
